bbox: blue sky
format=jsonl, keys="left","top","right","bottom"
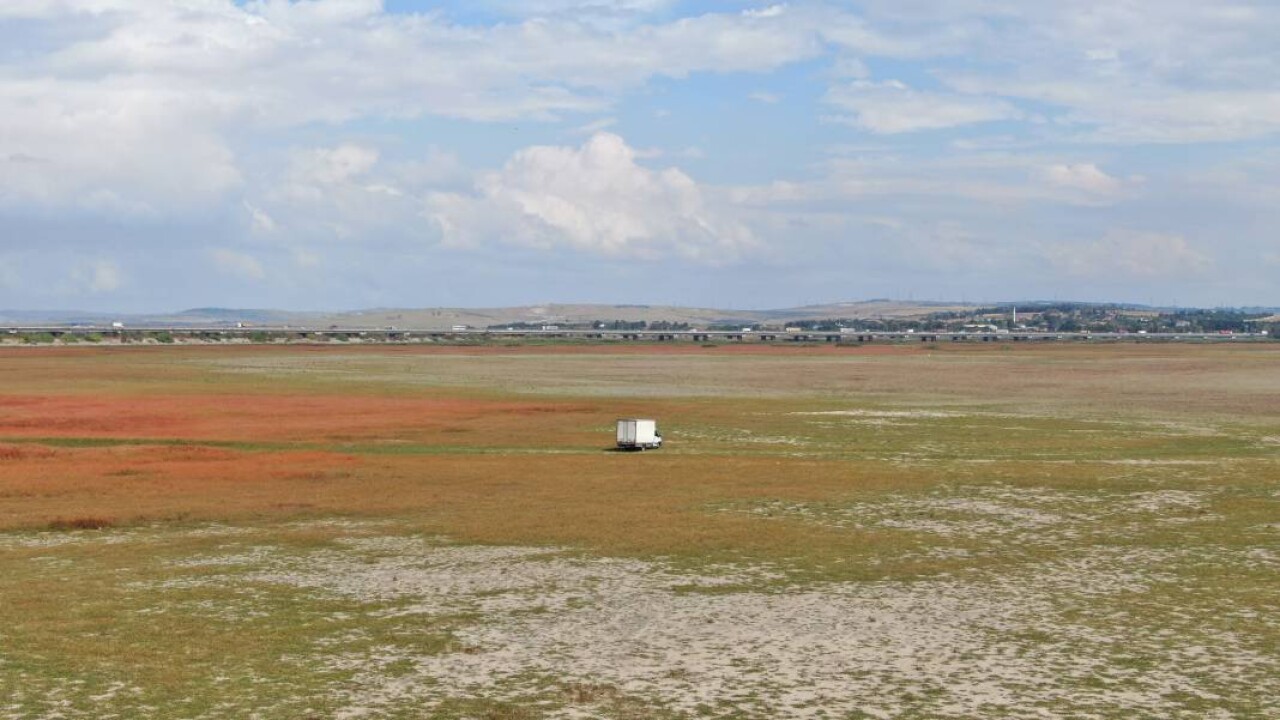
{"left": 2, "top": 0, "right": 1278, "bottom": 311}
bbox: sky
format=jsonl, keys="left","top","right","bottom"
{"left": 1, "top": 0, "right": 1278, "bottom": 312}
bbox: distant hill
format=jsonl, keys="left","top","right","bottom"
{"left": 2, "top": 300, "right": 1275, "bottom": 330}
{"left": 252, "top": 301, "right": 981, "bottom": 329}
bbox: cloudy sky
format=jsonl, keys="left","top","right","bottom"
{"left": 2, "top": 0, "right": 1278, "bottom": 311}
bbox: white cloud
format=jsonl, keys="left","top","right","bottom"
{"left": 735, "top": 151, "right": 1124, "bottom": 209}
{"left": 0, "top": 2, "right": 828, "bottom": 217}
{"left": 825, "top": 80, "right": 1021, "bottom": 133}
{"left": 363, "top": 184, "right": 404, "bottom": 198}
{"left": 2, "top": 0, "right": 1280, "bottom": 309}
{"left": 745, "top": 6, "right": 787, "bottom": 20}
{"left": 947, "top": 77, "right": 1280, "bottom": 144}
{"left": 1046, "top": 230, "right": 1213, "bottom": 279}
{"left": 427, "top": 133, "right": 754, "bottom": 261}
{"left": 70, "top": 259, "right": 122, "bottom": 293}
{"left": 245, "top": 201, "right": 278, "bottom": 235}
{"left": 476, "top": 0, "right": 676, "bottom": 19}
{"left": 292, "top": 248, "right": 321, "bottom": 268}
{"left": 830, "top": 56, "right": 871, "bottom": 79}
{"left": 291, "top": 145, "right": 380, "bottom": 186}
{"left": 912, "top": 2, "right": 1280, "bottom": 143}
{"left": 1042, "top": 164, "right": 1123, "bottom": 196}
{"left": 0, "top": 77, "right": 241, "bottom": 212}
{"left": 749, "top": 91, "right": 781, "bottom": 104}
{"left": 211, "top": 248, "right": 266, "bottom": 281}
{"left": 572, "top": 117, "right": 618, "bottom": 135}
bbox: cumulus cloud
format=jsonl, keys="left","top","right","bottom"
{"left": 2, "top": 0, "right": 1279, "bottom": 309}
{"left": 0, "top": 1, "right": 826, "bottom": 217}
{"left": 5, "top": 0, "right": 1275, "bottom": 224}
{"left": 0, "top": 78, "right": 241, "bottom": 212}
{"left": 1046, "top": 230, "right": 1213, "bottom": 279}
{"left": 825, "top": 80, "right": 1021, "bottom": 133}
{"left": 427, "top": 133, "right": 754, "bottom": 261}
{"left": 211, "top": 248, "right": 266, "bottom": 281}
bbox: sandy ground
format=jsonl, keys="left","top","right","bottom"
{"left": 70, "top": 513, "right": 1267, "bottom": 720}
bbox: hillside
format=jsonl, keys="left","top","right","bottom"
{"left": 0, "top": 301, "right": 976, "bottom": 330}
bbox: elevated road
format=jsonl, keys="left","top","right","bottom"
{"left": 1, "top": 326, "right": 1271, "bottom": 344}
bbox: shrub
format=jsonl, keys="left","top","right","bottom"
{"left": 48, "top": 516, "right": 115, "bottom": 531}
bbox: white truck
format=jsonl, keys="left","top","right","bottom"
{"left": 616, "top": 418, "right": 662, "bottom": 450}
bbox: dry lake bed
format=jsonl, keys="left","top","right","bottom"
{"left": 1, "top": 343, "right": 1277, "bottom": 718}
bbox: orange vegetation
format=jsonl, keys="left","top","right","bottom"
{"left": 0, "top": 393, "right": 598, "bottom": 443}
{"left": 0, "top": 440, "right": 925, "bottom": 563}
{"left": 2, "top": 342, "right": 1277, "bottom": 561}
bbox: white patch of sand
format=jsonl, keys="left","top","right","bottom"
{"left": 792, "top": 409, "right": 967, "bottom": 419}
{"left": 198, "top": 533, "right": 1276, "bottom": 719}
{"left": 728, "top": 486, "right": 1220, "bottom": 542}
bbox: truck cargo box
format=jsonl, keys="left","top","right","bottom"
{"left": 616, "top": 418, "right": 662, "bottom": 450}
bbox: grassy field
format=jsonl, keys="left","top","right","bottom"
{"left": 1, "top": 343, "right": 1277, "bottom": 719}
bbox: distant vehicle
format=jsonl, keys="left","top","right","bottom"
{"left": 451, "top": 325, "right": 468, "bottom": 331}
{"left": 111, "top": 321, "right": 125, "bottom": 329}
{"left": 784, "top": 326, "right": 803, "bottom": 333}
{"left": 742, "top": 327, "right": 753, "bottom": 332}
{"left": 541, "top": 325, "right": 560, "bottom": 331}
{"left": 616, "top": 418, "right": 662, "bottom": 451}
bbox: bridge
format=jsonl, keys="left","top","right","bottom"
{"left": 1, "top": 326, "right": 1271, "bottom": 344}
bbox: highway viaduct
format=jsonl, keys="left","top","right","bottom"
{"left": 1, "top": 326, "right": 1270, "bottom": 344}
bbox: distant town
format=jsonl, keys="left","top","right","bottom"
{"left": 497, "top": 304, "right": 1280, "bottom": 337}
